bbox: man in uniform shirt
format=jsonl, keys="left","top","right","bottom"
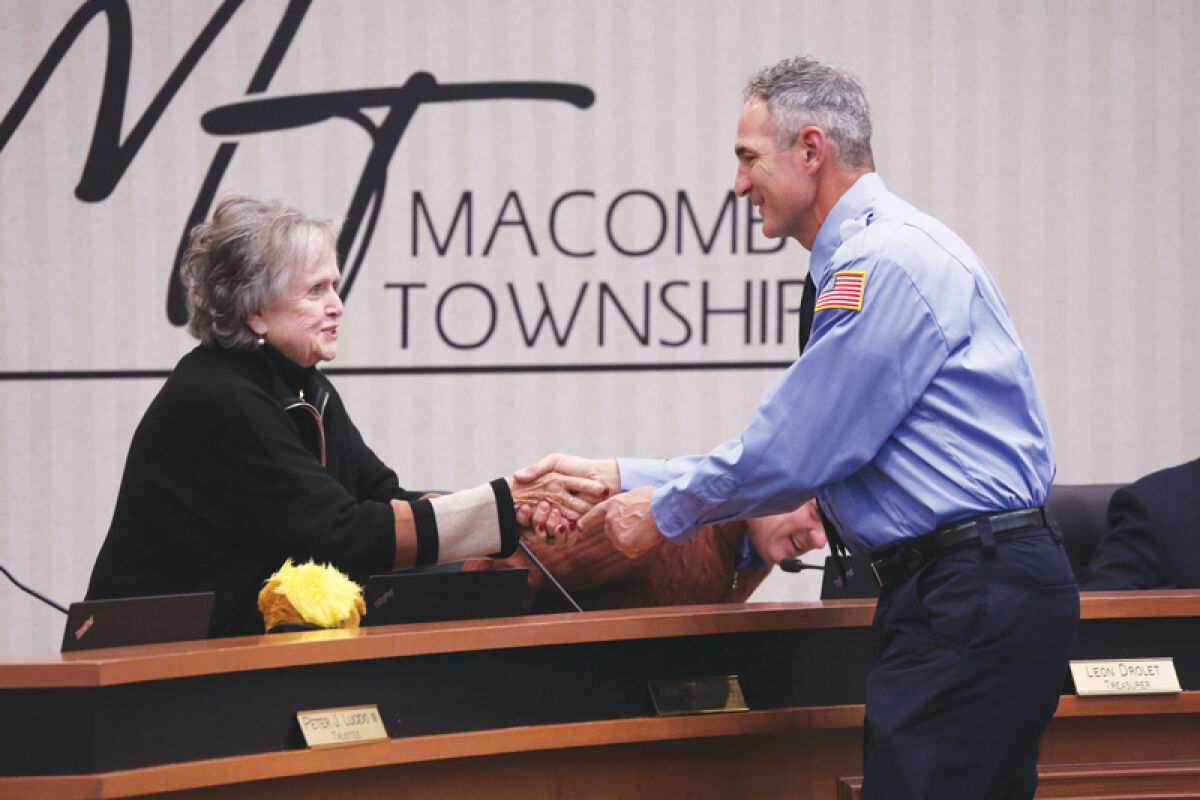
{"left": 518, "top": 56, "right": 1079, "bottom": 799}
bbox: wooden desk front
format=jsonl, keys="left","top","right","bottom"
{"left": 2, "top": 591, "right": 1198, "bottom": 799}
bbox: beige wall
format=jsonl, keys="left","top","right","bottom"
{"left": 1, "top": 0, "right": 1197, "bottom": 657}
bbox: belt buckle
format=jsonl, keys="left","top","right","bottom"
{"left": 869, "top": 559, "right": 884, "bottom": 587}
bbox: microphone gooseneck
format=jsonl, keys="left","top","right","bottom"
{"left": 0, "top": 563, "right": 68, "bottom": 614}
{"left": 518, "top": 540, "right": 584, "bottom": 612}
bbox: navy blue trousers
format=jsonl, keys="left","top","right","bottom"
{"left": 861, "top": 529, "right": 1080, "bottom": 800}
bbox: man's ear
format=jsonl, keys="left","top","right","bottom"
{"left": 795, "top": 126, "right": 828, "bottom": 173}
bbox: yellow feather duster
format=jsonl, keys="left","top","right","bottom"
{"left": 258, "top": 559, "right": 366, "bottom": 632}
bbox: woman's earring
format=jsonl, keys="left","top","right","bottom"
{"left": 255, "top": 335, "right": 265, "bottom": 348}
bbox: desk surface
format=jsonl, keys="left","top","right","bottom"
{"left": 3, "top": 590, "right": 1196, "bottom": 688}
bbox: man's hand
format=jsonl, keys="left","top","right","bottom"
{"left": 745, "top": 499, "right": 828, "bottom": 565}
{"left": 578, "top": 486, "right": 663, "bottom": 558}
{"left": 514, "top": 453, "right": 620, "bottom": 493}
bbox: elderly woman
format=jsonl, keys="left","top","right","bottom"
{"left": 85, "top": 196, "right": 601, "bottom": 637}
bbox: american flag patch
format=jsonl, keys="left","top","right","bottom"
{"left": 814, "top": 270, "right": 866, "bottom": 312}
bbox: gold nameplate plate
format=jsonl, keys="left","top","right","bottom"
{"left": 648, "top": 675, "right": 749, "bottom": 716}
{"left": 1070, "top": 658, "right": 1182, "bottom": 696}
{"left": 296, "top": 704, "right": 388, "bottom": 747}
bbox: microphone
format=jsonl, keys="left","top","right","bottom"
{"left": 518, "top": 541, "right": 584, "bottom": 612}
{"left": 778, "top": 557, "right": 825, "bottom": 574}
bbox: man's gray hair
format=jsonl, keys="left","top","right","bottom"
{"left": 180, "top": 196, "right": 340, "bottom": 349}
{"left": 744, "top": 56, "right": 874, "bottom": 171}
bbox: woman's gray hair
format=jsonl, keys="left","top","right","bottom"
{"left": 180, "top": 196, "right": 340, "bottom": 349}
{"left": 744, "top": 56, "right": 874, "bottom": 171}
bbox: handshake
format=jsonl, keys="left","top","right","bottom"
{"left": 506, "top": 453, "right": 828, "bottom": 564}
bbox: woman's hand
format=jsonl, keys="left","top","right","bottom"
{"left": 512, "top": 453, "right": 619, "bottom": 544}
{"left": 508, "top": 470, "right": 609, "bottom": 546}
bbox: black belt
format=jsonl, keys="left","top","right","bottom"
{"left": 869, "top": 507, "right": 1050, "bottom": 589}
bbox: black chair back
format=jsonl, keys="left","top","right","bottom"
{"left": 1046, "top": 483, "right": 1124, "bottom": 576}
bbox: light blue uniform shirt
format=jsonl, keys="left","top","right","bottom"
{"left": 619, "top": 173, "right": 1055, "bottom": 554}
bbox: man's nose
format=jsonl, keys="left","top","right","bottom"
{"left": 734, "top": 171, "right": 750, "bottom": 197}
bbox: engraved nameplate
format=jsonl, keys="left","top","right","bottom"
{"left": 648, "top": 675, "right": 749, "bottom": 716}
{"left": 296, "top": 704, "right": 388, "bottom": 747}
{"left": 1070, "top": 658, "right": 1182, "bottom": 696}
